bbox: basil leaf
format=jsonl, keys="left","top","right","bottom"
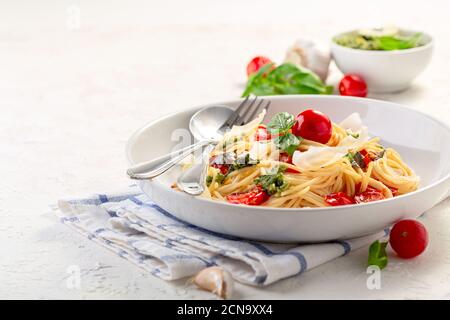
{"left": 368, "top": 240, "right": 388, "bottom": 270}
{"left": 255, "top": 167, "right": 288, "bottom": 195}
{"left": 242, "top": 63, "right": 277, "bottom": 97}
{"left": 375, "top": 33, "right": 422, "bottom": 51}
{"left": 242, "top": 63, "right": 333, "bottom": 97}
{"left": 267, "top": 112, "right": 295, "bottom": 134}
{"left": 270, "top": 64, "right": 333, "bottom": 94}
{"left": 269, "top": 64, "right": 333, "bottom": 95}
{"left": 274, "top": 133, "right": 301, "bottom": 156}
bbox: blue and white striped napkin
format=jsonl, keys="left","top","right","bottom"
{"left": 56, "top": 185, "right": 387, "bottom": 286}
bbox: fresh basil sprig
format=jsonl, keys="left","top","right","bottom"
{"left": 274, "top": 134, "right": 301, "bottom": 156}
{"left": 266, "top": 112, "right": 301, "bottom": 155}
{"left": 267, "top": 112, "right": 295, "bottom": 134}
{"left": 242, "top": 63, "right": 333, "bottom": 97}
{"left": 368, "top": 240, "right": 388, "bottom": 270}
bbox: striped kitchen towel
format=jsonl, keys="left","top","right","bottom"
{"left": 56, "top": 185, "right": 387, "bottom": 286}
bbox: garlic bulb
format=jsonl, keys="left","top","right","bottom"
{"left": 284, "top": 38, "right": 331, "bottom": 81}
{"left": 193, "top": 266, "right": 234, "bottom": 299}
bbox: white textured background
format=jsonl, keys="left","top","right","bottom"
{"left": 1, "top": 0, "right": 450, "bottom": 299}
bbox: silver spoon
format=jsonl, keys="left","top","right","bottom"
{"left": 177, "top": 99, "right": 270, "bottom": 195}
{"left": 126, "top": 105, "right": 233, "bottom": 180}
{"left": 126, "top": 97, "right": 269, "bottom": 181}
{"left": 177, "top": 144, "right": 215, "bottom": 195}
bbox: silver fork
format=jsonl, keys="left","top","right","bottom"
{"left": 127, "top": 96, "right": 270, "bottom": 180}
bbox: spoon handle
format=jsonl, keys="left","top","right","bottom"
{"left": 177, "top": 144, "right": 215, "bottom": 195}
{"left": 127, "top": 139, "right": 213, "bottom": 180}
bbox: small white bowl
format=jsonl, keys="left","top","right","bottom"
{"left": 331, "top": 29, "right": 433, "bottom": 93}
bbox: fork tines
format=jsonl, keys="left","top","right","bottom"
{"left": 223, "top": 96, "right": 270, "bottom": 129}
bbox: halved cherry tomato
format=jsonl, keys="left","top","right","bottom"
{"left": 325, "top": 192, "right": 356, "bottom": 206}
{"left": 279, "top": 152, "right": 300, "bottom": 173}
{"left": 226, "top": 185, "right": 269, "bottom": 206}
{"left": 255, "top": 125, "right": 271, "bottom": 141}
{"left": 292, "top": 109, "right": 332, "bottom": 144}
{"left": 339, "top": 74, "right": 367, "bottom": 97}
{"left": 354, "top": 186, "right": 385, "bottom": 203}
{"left": 246, "top": 56, "right": 274, "bottom": 77}
{"left": 358, "top": 149, "right": 372, "bottom": 167}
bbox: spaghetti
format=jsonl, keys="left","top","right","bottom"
{"left": 201, "top": 109, "right": 419, "bottom": 208}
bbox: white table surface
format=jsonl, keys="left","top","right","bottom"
{"left": 2, "top": 0, "right": 450, "bottom": 299}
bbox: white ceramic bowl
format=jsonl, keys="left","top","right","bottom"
{"left": 331, "top": 30, "right": 433, "bottom": 93}
{"left": 126, "top": 95, "right": 450, "bottom": 243}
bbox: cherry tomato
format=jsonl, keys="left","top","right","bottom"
{"left": 339, "top": 74, "right": 368, "bottom": 97}
{"left": 325, "top": 192, "right": 356, "bottom": 206}
{"left": 354, "top": 186, "right": 385, "bottom": 203}
{"left": 226, "top": 185, "right": 269, "bottom": 206}
{"left": 292, "top": 109, "right": 332, "bottom": 144}
{"left": 246, "top": 56, "right": 274, "bottom": 77}
{"left": 389, "top": 219, "right": 428, "bottom": 258}
{"left": 359, "top": 149, "right": 372, "bottom": 167}
{"left": 279, "top": 153, "right": 300, "bottom": 173}
{"left": 255, "top": 125, "right": 271, "bottom": 141}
